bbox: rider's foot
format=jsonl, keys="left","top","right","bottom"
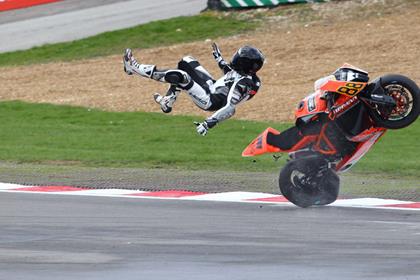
{"left": 153, "top": 86, "right": 180, "bottom": 113}
{"left": 123, "top": 48, "right": 134, "bottom": 75}
{"left": 123, "top": 48, "right": 156, "bottom": 78}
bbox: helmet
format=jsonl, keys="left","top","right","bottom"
{"left": 230, "top": 46, "right": 265, "bottom": 75}
{"left": 333, "top": 64, "right": 369, "bottom": 82}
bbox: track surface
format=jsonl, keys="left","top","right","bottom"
{"left": 0, "top": 0, "right": 207, "bottom": 52}
{"left": 1, "top": 192, "right": 420, "bottom": 280}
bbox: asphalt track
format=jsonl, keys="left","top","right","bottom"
{"left": 0, "top": 0, "right": 207, "bottom": 52}
{"left": 1, "top": 192, "right": 420, "bottom": 280}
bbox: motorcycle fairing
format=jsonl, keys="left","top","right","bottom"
{"left": 328, "top": 95, "right": 360, "bottom": 120}
{"left": 349, "top": 126, "right": 386, "bottom": 142}
{"left": 320, "top": 80, "right": 367, "bottom": 97}
{"left": 242, "top": 118, "right": 382, "bottom": 168}
{"left": 295, "top": 91, "right": 327, "bottom": 120}
{"left": 295, "top": 79, "right": 368, "bottom": 122}
{"left": 336, "top": 128, "right": 386, "bottom": 172}
{"left": 338, "top": 63, "right": 369, "bottom": 75}
{"left": 332, "top": 100, "right": 381, "bottom": 141}
{"left": 242, "top": 127, "right": 317, "bottom": 157}
{"left": 242, "top": 127, "right": 281, "bottom": 157}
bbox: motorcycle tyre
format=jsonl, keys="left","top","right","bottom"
{"left": 369, "top": 74, "right": 420, "bottom": 129}
{"left": 279, "top": 155, "right": 340, "bottom": 208}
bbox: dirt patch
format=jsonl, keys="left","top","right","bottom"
{"left": 1, "top": 0, "right": 420, "bottom": 123}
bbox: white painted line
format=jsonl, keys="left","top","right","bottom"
{"left": 53, "top": 188, "right": 146, "bottom": 197}
{"left": 331, "top": 198, "right": 413, "bottom": 207}
{"left": 0, "top": 182, "right": 29, "bottom": 190}
{"left": 183, "top": 191, "right": 277, "bottom": 202}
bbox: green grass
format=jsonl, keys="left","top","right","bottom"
{"left": 0, "top": 101, "right": 419, "bottom": 176}
{"left": 0, "top": 13, "right": 257, "bottom": 67}
{"left": 0, "top": 101, "right": 287, "bottom": 171}
{"left": 353, "top": 121, "right": 420, "bottom": 176}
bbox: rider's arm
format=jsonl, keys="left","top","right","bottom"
{"left": 217, "top": 60, "right": 233, "bottom": 75}
{"left": 212, "top": 43, "right": 232, "bottom": 74}
{"left": 205, "top": 77, "right": 259, "bottom": 129}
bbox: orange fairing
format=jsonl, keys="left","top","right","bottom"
{"left": 242, "top": 127, "right": 318, "bottom": 157}
{"left": 295, "top": 91, "right": 327, "bottom": 120}
{"left": 320, "top": 80, "right": 367, "bottom": 97}
{"left": 336, "top": 129, "right": 386, "bottom": 172}
{"left": 349, "top": 126, "right": 386, "bottom": 142}
{"left": 242, "top": 127, "right": 281, "bottom": 157}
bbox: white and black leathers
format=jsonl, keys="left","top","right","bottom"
{"left": 203, "top": 57, "right": 261, "bottom": 129}
{"left": 123, "top": 44, "right": 262, "bottom": 135}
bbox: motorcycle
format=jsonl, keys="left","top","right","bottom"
{"left": 242, "top": 64, "right": 420, "bottom": 207}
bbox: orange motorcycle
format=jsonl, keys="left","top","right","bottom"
{"left": 242, "top": 64, "right": 419, "bottom": 207}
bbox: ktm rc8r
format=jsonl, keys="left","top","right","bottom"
{"left": 243, "top": 64, "right": 419, "bottom": 207}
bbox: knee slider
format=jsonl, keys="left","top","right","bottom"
{"left": 164, "top": 70, "right": 190, "bottom": 85}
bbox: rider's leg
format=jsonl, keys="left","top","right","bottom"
{"left": 124, "top": 49, "right": 191, "bottom": 85}
{"left": 154, "top": 79, "right": 214, "bottom": 112}
{"left": 124, "top": 49, "right": 214, "bottom": 112}
{"left": 183, "top": 82, "right": 213, "bottom": 110}
{"left": 150, "top": 70, "right": 196, "bottom": 113}
{"left": 178, "top": 56, "right": 215, "bottom": 86}
{"left": 177, "top": 56, "right": 215, "bottom": 111}
{"left": 124, "top": 49, "right": 192, "bottom": 113}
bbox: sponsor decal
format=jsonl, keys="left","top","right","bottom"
{"left": 331, "top": 96, "right": 359, "bottom": 116}
{"left": 256, "top": 136, "right": 263, "bottom": 149}
{"left": 308, "top": 96, "right": 316, "bottom": 112}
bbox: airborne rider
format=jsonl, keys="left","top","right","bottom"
{"left": 123, "top": 43, "right": 265, "bottom": 136}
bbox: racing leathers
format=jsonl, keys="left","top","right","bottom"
{"left": 123, "top": 45, "right": 261, "bottom": 136}
{"left": 197, "top": 56, "right": 261, "bottom": 135}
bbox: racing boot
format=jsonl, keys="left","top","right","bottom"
{"left": 123, "top": 49, "right": 191, "bottom": 87}
{"left": 123, "top": 48, "right": 133, "bottom": 75}
{"left": 153, "top": 85, "right": 180, "bottom": 113}
{"left": 123, "top": 48, "right": 156, "bottom": 78}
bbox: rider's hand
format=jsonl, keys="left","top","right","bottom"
{"left": 194, "top": 121, "right": 209, "bottom": 136}
{"left": 212, "top": 43, "right": 223, "bottom": 63}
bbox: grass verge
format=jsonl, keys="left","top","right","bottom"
{"left": 0, "top": 101, "right": 286, "bottom": 171}
{"left": 0, "top": 12, "right": 257, "bottom": 67}
{"left": 0, "top": 101, "right": 419, "bottom": 177}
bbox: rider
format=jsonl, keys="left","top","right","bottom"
{"left": 123, "top": 43, "right": 265, "bottom": 136}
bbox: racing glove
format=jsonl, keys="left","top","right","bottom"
{"left": 212, "top": 42, "right": 223, "bottom": 63}
{"left": 194, "top": 118, "right": 218, "bottom": 136}
{"left": 212, "top": 43, "right": 231, "bottom": 74}
{"left": 194, "top": 121, "right": 209, "bottom": 136}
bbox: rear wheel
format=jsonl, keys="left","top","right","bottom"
{"left": 279, "top": 155, "right": 339, "bottom": 208}
{"left": 369, "top": 74, "right": 419, "bottom": 129}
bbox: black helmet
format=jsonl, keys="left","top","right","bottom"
{"left": 230, "top": 46, "right": 265, "bottom": 75}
